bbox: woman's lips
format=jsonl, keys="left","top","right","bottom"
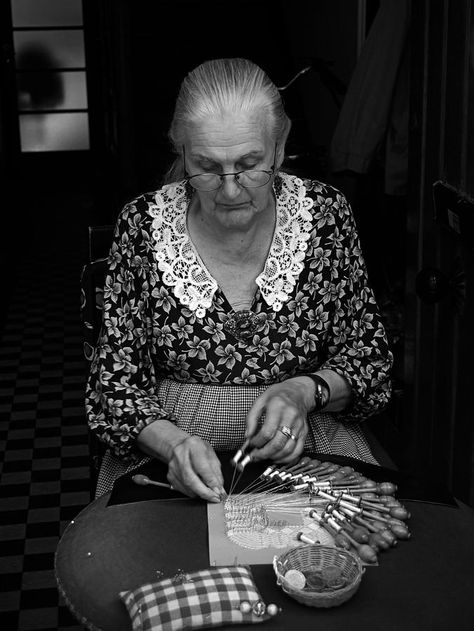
{"left": 219, "top": 202, "right": 249, "bottom": 209}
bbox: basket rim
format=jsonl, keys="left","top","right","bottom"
{"left": 273, "top": 544, "right": 363, "bottom": 597}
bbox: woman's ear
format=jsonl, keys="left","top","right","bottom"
{"left": 275, "top": 143, "right": 287, "bottom": 170}
{"left": 277, "top": 145, "right": 285, "bottom": 169}
{"left": 276, "top": 120, "right": 291, "bottom": 169}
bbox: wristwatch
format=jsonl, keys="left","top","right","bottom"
{"left": 304, "top": 373, "right": 331, "bottom": 411}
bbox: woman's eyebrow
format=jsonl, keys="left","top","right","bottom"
{"left": 191, "top": 153, "right": 218, "bottom": 162}
{"left": 190, "top": 150, "right": 263, "bottom": 161}
{"left": 239, "top": 151, "right": 264, "bottom": 159}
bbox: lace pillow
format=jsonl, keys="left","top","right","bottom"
{"left": 120, "top": 565, "right": 274, "bottom": 631}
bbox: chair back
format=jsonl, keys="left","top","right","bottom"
{"left": 80, "top": 225, "right": 114, "bottom": 495}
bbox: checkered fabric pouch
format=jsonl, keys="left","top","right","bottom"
{"left": 120, "top": 565, "right": 270, "bottom": 631}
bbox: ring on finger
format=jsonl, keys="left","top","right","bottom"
{"left": 278, "top": 425, "right": 297, "bottom": 441}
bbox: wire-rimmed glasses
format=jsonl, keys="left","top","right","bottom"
{"left": 183, "top": 144, "right": 277, "bottom": 191}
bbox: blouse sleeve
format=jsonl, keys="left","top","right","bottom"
{"left": 317, "top": 189, "right": 393, "bottom": 421}
{"left": 85, "top": 201, "right": 175, "bottom": 462}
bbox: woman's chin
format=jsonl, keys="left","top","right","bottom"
{"left": 216, "top": 205, "right": 257, "bottom": 227}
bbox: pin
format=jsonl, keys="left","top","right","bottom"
{"left": 266, "top": 603, "right": 280, "bottom": 616}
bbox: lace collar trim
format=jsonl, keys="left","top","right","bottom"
{"left": 148, "top": 171, "right": 314, "bottom": 318}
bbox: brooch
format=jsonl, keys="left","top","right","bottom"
{"left": 223, "top": 310, "right": 266, "bottom": 342}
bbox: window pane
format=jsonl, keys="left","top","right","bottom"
{"left": 19, "top": 112, "right": 90, "bottom": 151}
{"left": 12, "top": 0, "right": 83, "bottom": 27}
{"left": 14, "top": 30, "right": 85, "bottom": 69}
{"left": 17, "top": 71, "right": 88, "bottom": 110}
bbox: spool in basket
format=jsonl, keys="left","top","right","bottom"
{"left": 273, "top": 544, "right": 364, "bottom": 608}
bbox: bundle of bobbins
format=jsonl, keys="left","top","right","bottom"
{"left": 258, "top": 456, "right": 411, "bottom": 566}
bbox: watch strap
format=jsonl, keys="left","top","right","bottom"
{"left": 304, "top": 373, "right": 331, "bottom": 411}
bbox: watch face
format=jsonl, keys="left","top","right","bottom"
{"left": 307, "top": 375, "right": 330, "bottom": 410}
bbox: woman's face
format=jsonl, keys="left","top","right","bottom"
{"left": 184, "top": 111, "right": 277, "bottom": 231}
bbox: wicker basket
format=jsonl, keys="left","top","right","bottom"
{"left": 273, "top": 544, "right": 364, "bottom": 608}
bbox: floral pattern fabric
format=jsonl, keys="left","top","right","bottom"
{"left": 86, "top": 172, "right": 393, "bottom": 463}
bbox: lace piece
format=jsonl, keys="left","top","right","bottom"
{"left": 256, "top": 172, "right": 314, "bottom": 311}
{"left": 148, "top": 173, "right": 314, "bottom": 317}
{"left": 148, "top": 182, "right": 218, "bottom": 319}
{"left": 223, "top": 493, "right": 333, "bottom": 550}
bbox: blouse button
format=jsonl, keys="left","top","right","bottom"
{"left": 196, "top": 308, "right": 205, "bottom": 319}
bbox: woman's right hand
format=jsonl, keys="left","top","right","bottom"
{"left": 137, "top": 421, "right": 225, "bottom": 502}
{"left": 167, "top": 436, "right": 225, "bottom": 502}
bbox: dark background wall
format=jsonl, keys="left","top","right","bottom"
{"left": 84, "top": 0, "right": 364, "bottom": 217}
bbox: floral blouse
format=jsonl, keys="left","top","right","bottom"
{"left": 86, "top": 172, "right": 393, "bottom": 461}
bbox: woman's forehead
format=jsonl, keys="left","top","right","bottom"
{"left": 185, "top": 111, "right": 272, "bottom": 158}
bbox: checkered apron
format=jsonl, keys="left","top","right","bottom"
{"left": 95, "top": 378, "right": 377, "bottom": 497}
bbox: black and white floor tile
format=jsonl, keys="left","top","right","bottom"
{"left": 0, "top": 206, "right": 93, "bottom": 630}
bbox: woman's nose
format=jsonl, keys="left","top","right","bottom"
{"left": 220, "top": 174, "right": 242, "bottom": 199}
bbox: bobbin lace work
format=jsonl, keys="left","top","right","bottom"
{"left": 148, "top": 172, "right": 314, "bottom": 318}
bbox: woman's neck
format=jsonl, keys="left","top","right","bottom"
{"left": 187, "top": 196, "right": 276, "bottom": 265}
{"left": 186, "top": 194, "right": 276, "bottom": 311}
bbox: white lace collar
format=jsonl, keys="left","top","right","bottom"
{"left": 148, "top": 171, "right": 314, "bottom": 318}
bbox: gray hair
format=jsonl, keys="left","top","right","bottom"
{"left": 163, "top": 58, "right": 291, "bottom": 184}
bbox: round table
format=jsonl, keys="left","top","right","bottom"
{"left": 55, "top": 488, "right": 474, "bottom": 631}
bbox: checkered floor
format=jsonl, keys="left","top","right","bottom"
{"left": 0, "top": 194, "right": 94, "bottom": 630}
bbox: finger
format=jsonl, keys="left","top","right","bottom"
{"left": 275, "top": 434, "right": 306, "bottom": 464}
{"left": 192, "top": 444, "right": 225, "bottom": 487}
{"left": 252, "top": 414, "right": 307, "bottom": 462}
{"left": 251, "top": 396, "right": 300, "bottom": 450}
{"left": 191, "top": 473, "right": 223, "bottom": 502}
{"left": 245, "top": 392, "right": 269, "bottom": 442}
{"left": 212, "top": 460, "right": 225, "bottom": 489}
{"left": 248, "top": 397, "right": 290, "bottom": 449}
{"left": 167, "top": 454, "right": 197, "bottom": 498}
{"left": 260, "top": 433, "right": 304, "bottom": 465}
{"left": 251, "top": 431, "right": 293, "bottom": 462}
{"left": 250, "top": 424, "right": 296, "bottom": 462}
{"left": 250, "top": 423, "right": 279, "bottom": 449}
{"left": 169, "top": 441, "right": 223, "bottom": 502}
{"left": 191, "top": 450, "right": 225, "bottom": 496}
{"left": 171, "top": 463, "right": 222, "bottom": 502}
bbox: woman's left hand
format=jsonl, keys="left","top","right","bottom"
{"left": 245, "top": 377, "right": 314, "bottom": 464}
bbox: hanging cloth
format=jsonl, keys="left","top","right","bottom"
{"left": 329, "top": 0, "right": 410, "bottom": 195}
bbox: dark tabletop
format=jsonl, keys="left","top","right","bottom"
{"left": 55, "top": 453, "right": 474, "bottom": 631}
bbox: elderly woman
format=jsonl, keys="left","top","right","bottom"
{"left": 86, "top": 58, "right": 393, "bottom": 502}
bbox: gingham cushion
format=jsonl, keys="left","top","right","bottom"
{"left": 120, "top": 565, "right": 269, "bottom": 630}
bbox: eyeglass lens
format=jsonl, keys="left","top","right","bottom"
{"left": 188, "top": 170, "right": 271, "bottom": 191}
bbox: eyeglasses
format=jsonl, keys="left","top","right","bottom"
{"left": 183, "top": 144, "right": 277, "bottom": 191}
